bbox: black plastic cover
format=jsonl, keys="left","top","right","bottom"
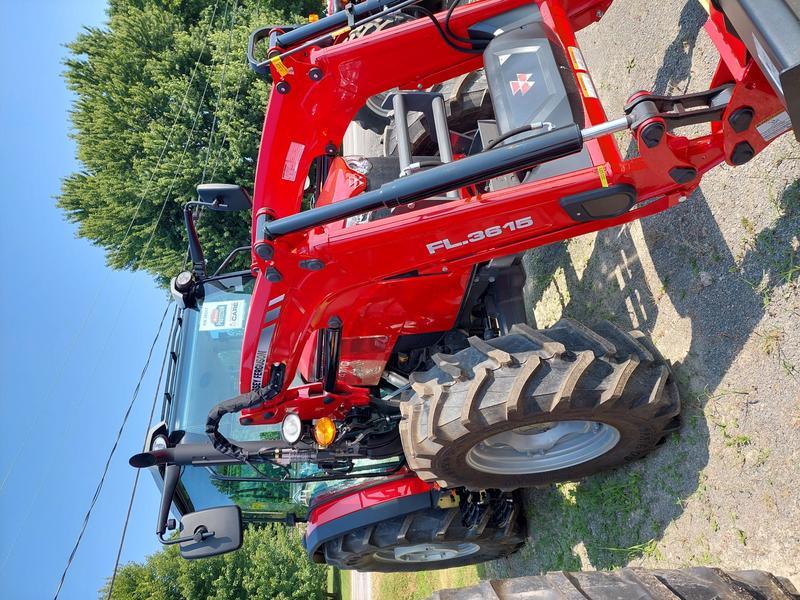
{"left": 482, "top": 21, "right": 592, "bottom": 183}
{"left": 483, "top": 22, "right": 585, "bottom": 138}
{"left": 560, "top": 184, "right": 637, "bottom": 222}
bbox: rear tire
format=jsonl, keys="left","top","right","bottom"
{"left": 383, "top": 69, "right": 493, "bottom": 156}
{"left": 323, "top": 501, "right": 525, "bottom": 572}
{"left": 349, "top": 16, "right": 413, "bottom": 133}
{"left": 400, "top": 319, "right": 681, "bottom": 490}
{"left": 431, "top": 567, "right": 800, "bottom": 600}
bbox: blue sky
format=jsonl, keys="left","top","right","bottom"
{"left": 1, "top": 1, "right": 174, "bottom": 598}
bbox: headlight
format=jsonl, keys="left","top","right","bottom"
{"left": 281, "top": 413, "right": 302, "bottom": 444}
{"left": 151, "top": 435, "right": 169, "bottom": 452}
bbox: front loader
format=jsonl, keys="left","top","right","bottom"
{"left": 130, "top": 0, "right": 799, "bottom": 572}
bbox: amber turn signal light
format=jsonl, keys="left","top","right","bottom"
{"left": 313, "top": 417, "right": 337, "bottom": 447}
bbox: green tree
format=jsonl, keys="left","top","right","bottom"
{"left": 102, "top": 525, "right": 328, "bottom": 599}
{"left": 61, "top": 0, "right": 322, "bottom": 281}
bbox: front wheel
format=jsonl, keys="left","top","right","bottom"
{"left": 400, "top": 319, "right": 681, "bottom": 490}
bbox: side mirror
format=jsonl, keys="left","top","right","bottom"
{"left": 196, "top": 184, "right": 252, "bottom": 212}
{"left": 179, "top": 506, "right": 243, "bottom": 559}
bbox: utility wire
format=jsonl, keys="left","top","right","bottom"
{"left": 0, "top": 0, "right": 222, "bottom": 496}
{"left": 200, "top": 0, "right": 241, "bottom": 184}
{"left": 51, "top": 2, "right": 240, "bottom": 593}
{"left": 106, "top": 307, "right": 176, "bottom": 599}
{"left": 50, "top": 77, "right": 212, "bottom": 592}
{"left": 0, "top": 77, "right": 211, "bottom": 578}
{"left": 208, "top": 59, "right": 249, "bottom": 182}
{"left": 4, "top": 13, "right": 220, "bottom": 584}
{"left": 52, "top": 302, "right": 172, "bottom": 600}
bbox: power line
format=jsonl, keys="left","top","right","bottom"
{"left": 0, "top": 0, "right": 223, "bottom": 496}
{"left": 118, "top": 0, "right": 222, "bottom": 253}
{"left": 0, "top": 75, "right": 212, "bottom": 578}
{"left": 50, "top": 3, "right": 242, "bottom": 594}
{"left": 208, "top": 59, "right": 249, "bottom": 182}
{"left": 106, "top": 307, "right": 176, "bottom": 599}
{"left": 48, "top": 72, "right": 212, "bottom": 595}
{"left": 200, "top": 0, "right": 241, "bottom": 185}
{"left": 105, "top": 11, "right": 245, "bottom": 587}
{"left": 53, "top": 301, "right": 172, "bottom": 600}
{"left": 1, "top": 7, "right": 226, "bottom": 584}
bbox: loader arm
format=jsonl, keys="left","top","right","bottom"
{"left": 237, "top": 0, "right": 794, "bottom": 429}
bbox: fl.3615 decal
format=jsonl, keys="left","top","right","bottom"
{"left": 426, "top": 216, "right": 534, "bottom": 254}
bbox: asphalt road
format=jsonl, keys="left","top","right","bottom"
{"left": 351, "top": 570, "right": 372, "bottom": 600}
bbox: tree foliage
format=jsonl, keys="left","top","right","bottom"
{"left": 101, "top": 524, "right": 328, "bottom": 599}
{"left": 61, "top": 0, "right": 321, "bottom": 280}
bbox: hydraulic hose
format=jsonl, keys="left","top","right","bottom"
{"left": 205, "top": 389, "right": 271, "bottom": 461}
{"left": 204, "top": 364, "right": 284, "bottom": 461}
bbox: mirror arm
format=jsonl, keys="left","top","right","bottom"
{"left": 183, "top": 204, "right": 207, "bottom": 280}
{"left": 156, "top": 464, "right": 217, "bottom": 545}
{"left": 158, "top": 527, "right": 215, "bottom": 546}
{"left": 156, "top": 464, "right": 180, "bottom": 537}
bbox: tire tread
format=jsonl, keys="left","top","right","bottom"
{"left": 400, "top": 320, "right": 681, "bottom": 489}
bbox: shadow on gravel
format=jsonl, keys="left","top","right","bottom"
{"left": 485, "top": 3, "right": 800, "bottom": 577}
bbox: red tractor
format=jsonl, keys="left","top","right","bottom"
{"left": 130, "top": 0, "right": 799, "bottom": 571}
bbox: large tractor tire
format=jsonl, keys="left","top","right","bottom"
{"left": 350, "top": 16, "right": 413, "bottom": 134}
{"left": 383, "top": 68, "right": 493, "bottom": 157}
{"left": 322, "top": 501, "right": 525, "bottom": 572}
{"left": 400, "top": 318, "right": 681, "bottom": 490}
{"left": 429, "top": 568, "right": 800, "bottom": 600}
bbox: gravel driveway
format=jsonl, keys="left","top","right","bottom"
{"left": 482, "top": 0, "right": 800, "bottom": 586}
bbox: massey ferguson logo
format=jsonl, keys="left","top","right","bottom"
{"left": 510, "top": 73, "right": 534, "bottom": 95}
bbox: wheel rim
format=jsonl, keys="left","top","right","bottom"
{"left": 465, "top": 420, "right": 620, "bottom": 474}
{"left": 373, "top": 542, "right": 480, "bottom": 563}
{"left": 365, "top": 91, "right": 395, "bottom": 119}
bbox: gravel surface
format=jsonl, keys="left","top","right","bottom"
{"left": 343, "top": 0, "right": 799, "bottom": 588}
{"left": 483, "top": 0, "right": 800, "bottom": 586}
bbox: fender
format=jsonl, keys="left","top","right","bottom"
{"left": 303, "top": 474, "right": 434, "bottom": 561}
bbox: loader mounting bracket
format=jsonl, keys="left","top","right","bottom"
{"left": 625, "top": 84, "right": 735, "bottom": 132}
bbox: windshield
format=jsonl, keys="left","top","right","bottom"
{"left": 166, "top": 273, "right": 397, "bottom": 521}
{"left": 169, "top": 273, "right": 260, "bottom": 441}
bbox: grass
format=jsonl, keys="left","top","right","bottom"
{"left": 736, "top": 529, "right": 748, "bottom": 546}
{"left": 372, "top": 565, "right": 479, "bottom": 600}
{"left": 502, "top": 468, "right": 663, "bottom": 574}
{"left": 712, "top": 418, "right": 752, "bottom": 449}
{"left": 754, "top": 327, "right": 797, "bottom": 379}
{"left": 602, "top": 538, "right": 664, "bottom": 561}
{"left": 757, "top": 327, "right": 785, "bottom": 356}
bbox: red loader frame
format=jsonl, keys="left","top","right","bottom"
{"left": 132, "top": 0, "right": 799, "bottom": 565}
{"left": 236, "top": 0, "right": 790, "bottom": 432}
